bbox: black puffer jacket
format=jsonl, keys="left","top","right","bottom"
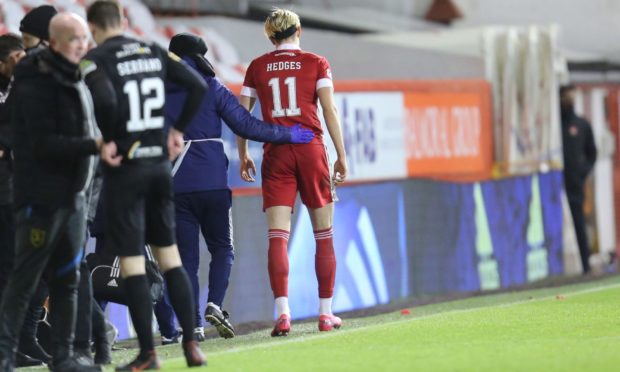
{"left": 11, "top": 48, "right": 99, "bottom": 208}
{"left": 0, "top": 74, "right": 13, "bottom": 205}
{"left": 561, "top": 108, "right": 597, "bottom": 200}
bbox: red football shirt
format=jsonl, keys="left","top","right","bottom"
{"left": 241, "top": 44, "right": 333, "bottom": 147}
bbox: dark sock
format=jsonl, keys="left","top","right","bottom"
{"left": 124, "top": 275, "right": 154, "bottom": 354}
{"left": 164, "top": 267, "right": 196, "bottom": 342}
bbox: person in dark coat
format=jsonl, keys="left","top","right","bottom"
{"left": 0, "top": 35, "right": 24, "bottom": 287}
{"left": 21, "top": 5, "right": 111, "bottom": 365}
{"left": 560, "top": 84, "right": 597, "bottom": 274}
{"left": 0, "top": 33, "right": 54, "bottom": 368}
{"left": 0, "top": 13, "right": 102, "bottom": 372}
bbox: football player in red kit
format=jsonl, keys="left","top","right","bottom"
{"left": 237, "top": 8, "right": 348, "bottom": 336}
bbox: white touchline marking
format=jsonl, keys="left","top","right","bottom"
{"left": 176, "top": 281, "right": 620, "bottom": 359}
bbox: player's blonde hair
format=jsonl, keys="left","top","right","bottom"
{"left": 264, "top": 8, "right": 301, "bottom": 41}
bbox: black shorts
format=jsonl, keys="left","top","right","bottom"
{"left": 103, "top": 160, "right": 175, "bottom": 257}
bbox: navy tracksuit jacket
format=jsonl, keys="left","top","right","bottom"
{"left": 162, "top": 57, "right": 293, "bottom": 326}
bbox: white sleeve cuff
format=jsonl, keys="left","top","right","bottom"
{"left": 316, "top": 78, "right": 333, "bottom": 91}
{"left": 240, "top": 86, "right": 257, "bottom": 98}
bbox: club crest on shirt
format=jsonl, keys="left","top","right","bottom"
{"left": 79, "top": 60, "right": 97, "bottom": 77}
{"left": 569, "top": 125, "right": 578, "bottom": 136}
{"left": 30, "top": 228, "right": 46, "bottom": 248}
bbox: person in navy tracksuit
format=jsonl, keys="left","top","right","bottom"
{"left": 162, "top": 33, "right": 313, "bottom": 340}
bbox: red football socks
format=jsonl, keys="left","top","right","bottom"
{"left": 314, "top": 227, "right": 336, "bottom": 298}
{"left": 268, "top": 229, "right": 290, "bottom": 298}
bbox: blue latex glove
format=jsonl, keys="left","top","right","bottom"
{"left": 290, "top": 123, "right": 315, "bottom": 144}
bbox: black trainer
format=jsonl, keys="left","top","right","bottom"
{"left": 194, "top": 327, "right": 205, "bottom": 342}
{"left": 73, "top": 346, "right": 94, "bottom": 366}
{"left": 161, "top": 332, "right": 181, "bottom": 346}
{"left": 18, "top": 341, "right": 51, "bottom": 364}
{"left": 204, "top": 304, "right": 235, "bottom": 339}
{"left": 115, "top": 351, "right": 159, "bottom": 371}
{"left": 15, "top": 352, "right": 44, "bottom": 367}
{"left": 51, "top": 356, "right": 102, "bottom": 372}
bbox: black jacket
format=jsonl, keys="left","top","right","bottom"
{"left": 561, "top": 108, "right": 597, "bottom": 199}
{"left": 11, "top": 49, "right": 99, "bottom": 208}
{"left": 0, "top": 74, "right": 13, "bottom": 205}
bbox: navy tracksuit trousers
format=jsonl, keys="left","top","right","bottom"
{"left": 159, "top": 189, "right": 235, "bottom": 328}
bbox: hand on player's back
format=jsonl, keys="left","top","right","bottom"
{"left": 290, "top": 123, "right": 314, "bottom": 144}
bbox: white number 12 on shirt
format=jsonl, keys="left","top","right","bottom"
{"left": 268, "top": 76, "right": 301, "bottom": 118}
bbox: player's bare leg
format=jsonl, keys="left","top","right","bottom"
{"left": 266, "top": 206, "right": 293, "bottom": 336}
{"left": 153, "top": 245, "right": 206, "bottom": 367}
{"left": 308, "top": 203, "right": 342, "bottom": 331}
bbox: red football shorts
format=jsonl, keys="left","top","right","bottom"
{"left": 261, "top": 143, "right": 335, "bottom": 211}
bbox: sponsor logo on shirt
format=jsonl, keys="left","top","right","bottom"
{"left": 30, "top": 228, "right": 46, "bottom": 248}
{"left": 569, "top": 125, "right": 578, "bottom": 136}
{"left": 116, "top": 43, "right": 152, "bottom": 59}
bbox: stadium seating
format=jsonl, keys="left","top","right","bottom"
{"left": 0, "top": 0, "right": 247, "bottom": 82}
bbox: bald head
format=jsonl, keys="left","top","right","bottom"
{"left": 49, "top": 13, "right": 89, "bottom": 64}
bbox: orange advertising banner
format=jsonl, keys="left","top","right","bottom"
{"left": 332, "top": 80, "right": 493, "bottom": 181}
{"left": 403, "top": 84, "right": 493, "bottom": 180}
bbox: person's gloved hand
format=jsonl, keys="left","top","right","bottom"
{"left": 290, "top": 124, "right": 314, "bottom": 144}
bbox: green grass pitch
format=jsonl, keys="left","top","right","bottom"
{"left": 24, "top": 275, "right": 620, "bottom": 371}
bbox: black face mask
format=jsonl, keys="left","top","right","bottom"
{"left": 24, "top": 42, "right": 46, "bottom": 56}
{"left": 561, "top": 104, "right": 575, "bottom": 120}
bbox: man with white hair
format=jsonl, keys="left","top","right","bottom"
{"left": 0, "top": 12, "right": 102, "bottom": 372}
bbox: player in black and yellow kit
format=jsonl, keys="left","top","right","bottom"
{"left": 83, "top": 1, "right": 207, "bottom": 370}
